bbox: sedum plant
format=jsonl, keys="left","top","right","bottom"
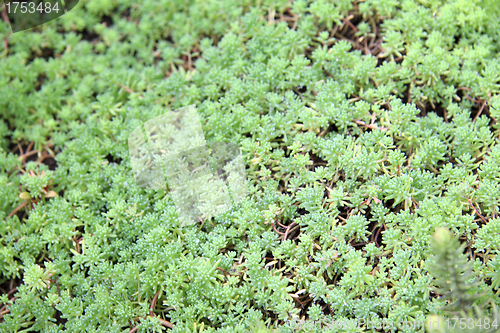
{"left": 0, "top": 0, "right": 500, "bottom": 332}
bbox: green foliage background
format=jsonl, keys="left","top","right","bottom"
{"left": 1, "top": 0, "right": 500, "bottom": 332}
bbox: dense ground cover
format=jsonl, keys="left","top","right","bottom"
{"left": 1, "top": 0, "right": 500, "bottom": 332}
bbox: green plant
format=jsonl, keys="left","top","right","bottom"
{"left": 425, "top": 227, "right": 500, "bottom": 333}
{"left": 1, "top": 0, "right": 500, "bottom": 332}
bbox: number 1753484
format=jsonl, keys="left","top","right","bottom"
{"left": 5, "top": 1, "right": 60, "bottom": 14}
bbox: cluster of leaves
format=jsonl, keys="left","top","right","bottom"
{"left": 1, "top": 0, "right": 500, "bottom": 332}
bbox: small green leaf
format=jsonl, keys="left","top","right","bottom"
{"left": 19, "top": 192, "right": 31, "bottom": 200}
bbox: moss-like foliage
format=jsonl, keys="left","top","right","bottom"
{"left": 1, "top": 0, "right": 500, "bottom": 332}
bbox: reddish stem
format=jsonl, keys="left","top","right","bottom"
{"left": 8, "top": 201, "right": 29, "bottom": 218}
{"left": 272, "top": 221, "right": 286, "bottom": 235}
{"left": 149, "top": 291, "right": 160, "bottom": 316}
{"left": 284, "top": 222, "right": 297, "bottom": 240}
{"left": 472, "top": 99, "right": 487, "bottom": 122}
